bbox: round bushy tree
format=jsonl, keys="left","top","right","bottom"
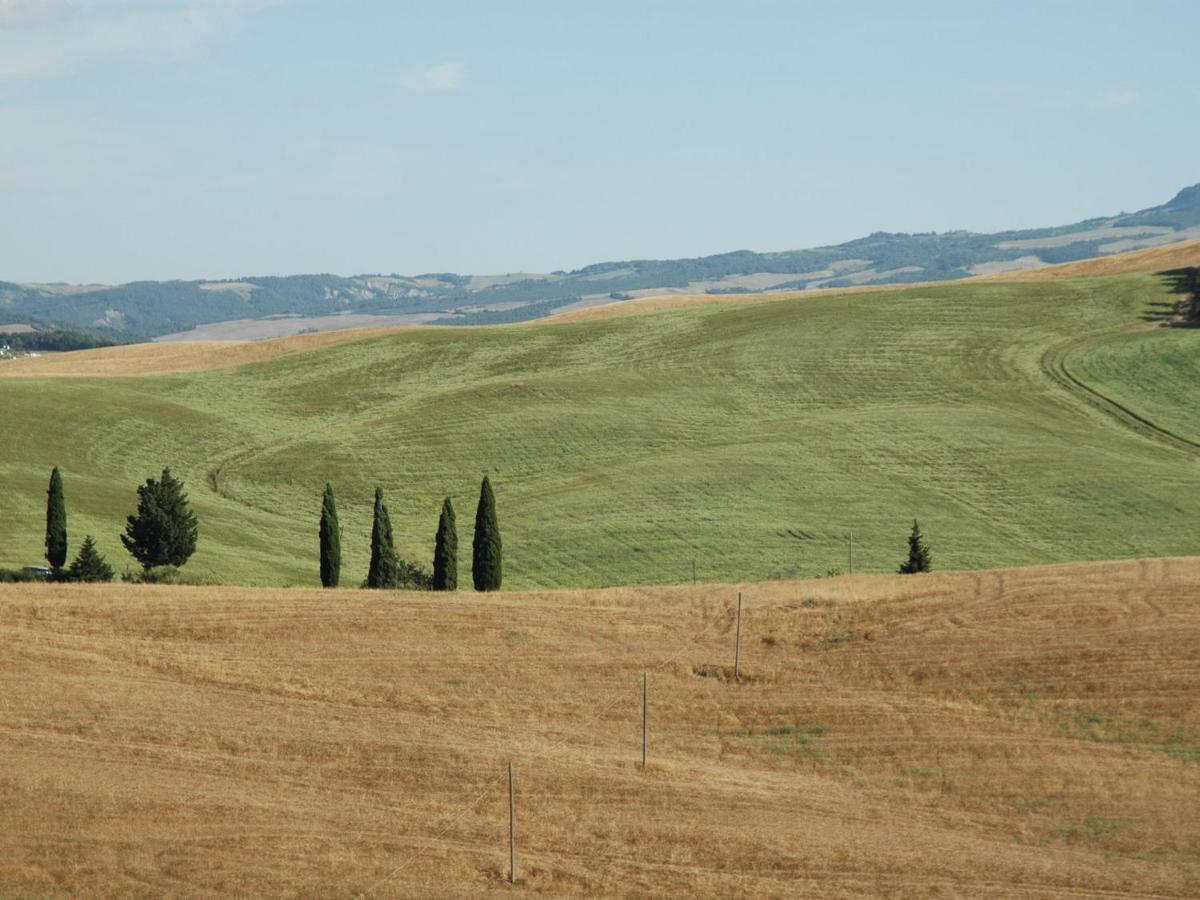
{"left": 120, "top": 468, "right": 199, "bottom": 570}
{"left": 45, "top": 466, "right": 67, "bottom": 570}
{"left": 472, "top": 476, "right": 502, "bottom": 591}
{"left": 432, "top": 496, "right": 457, "bottom": 591}
{"left": 319, "top": 483, "right": 341, "bottom": 588}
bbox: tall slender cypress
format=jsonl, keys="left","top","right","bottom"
{"left": 319, "top": 483, "right": 341, "bottom": 588}
{"left": 898, "top": 520, "right": 932, "bottom": 574}
{"left": 367, "top": 487, "right": 386, "bottom": 588}
{"left": 472, "top": 476, "right": 502, "bottom": 591}
{"left": 45, "top": 466, "right": 67, "bottom": 570}
{"left": 367, "top": 487, "right": 400, "bottom": 588}
{"left": 432, "top": 496, "right": 457, "bottom": 591}
{"left": 380, "top": 502, "right": 400, "bottom": 586}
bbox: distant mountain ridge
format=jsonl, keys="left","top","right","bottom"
{"left": 2, "top": 184, "right": 1198, "bottom": 341}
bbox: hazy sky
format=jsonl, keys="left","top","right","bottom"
{"left": 1, "top": 0, "right": 1198, "bottom": 283}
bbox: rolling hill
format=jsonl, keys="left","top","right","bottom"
{"left": 0, "top": 243, "right": 1196, "bottom": 587}
{"left": 1, "top": 184, "right": 1198, "bottom": 341}
{"left": 1, "top": 558, "right": 1197, "bottom": 896}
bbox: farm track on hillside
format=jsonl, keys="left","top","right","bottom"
{"left": 205, "top": 418, "right": 348, "bottom": 511}
{"left": 3, "top": 267, "right": 1199, "bottom": 586}
{"left": 1041, "top": 328, "right": 1200, "bottom": 457}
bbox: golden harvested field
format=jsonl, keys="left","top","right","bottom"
{"left": 554, "top": 239, "right": 1200, "bottom": 324}
{"left": 987, "top": 239, "right": 1200, "bottom": 281}
{"left": 0, "top": 327, "right": 426, "bottom": 378}
{"left": 2, "top": 558, "right": 1198, "bottom": 897}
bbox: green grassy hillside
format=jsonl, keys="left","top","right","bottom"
{"left": 1, "top": 273, "right": 1197, "bottom": 587}
{"left": 1069, "top": 327, "right": 1200, "bottom": 445}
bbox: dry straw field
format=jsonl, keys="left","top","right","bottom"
{"left": 552, "top": 239, "right": 1200, "bottom": 324}
{"left": 2, "top": 557, "right": 1198, "bottom": 897}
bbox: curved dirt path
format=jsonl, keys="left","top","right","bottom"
{"left": 1040, "top": 327, "right": 1200, "bottom": 457}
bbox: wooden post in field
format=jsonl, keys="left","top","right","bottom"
{"left": 642, "top": 672, "right": 648, "bottom": 769}
{"left": 848, "top": 531, "right": 854, "bottom": 575}
{"left": 508, "top": 761, "right": 516, "bottom": 885}
{"left": 734, "top": 591, "right": 743, "bottom": 681}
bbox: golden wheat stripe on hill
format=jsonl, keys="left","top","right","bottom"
{"left": 983, "top": 238, "right": 1200, "bottom": 281}
{"left": 2, "top": 239, "right": 1196, "bottom": 380}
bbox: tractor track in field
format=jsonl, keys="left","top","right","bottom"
{"left": 1040, "top": 328, "right": 1200, "bottom": 458}
{"left": 205, "top": 419, "right": 347, "bottom": 512}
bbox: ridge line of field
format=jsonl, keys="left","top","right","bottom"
{"left": 549, "top": 239, "right": 1200, "bottom": 324}
{"left": 3, "top": 241, "right": 1197, "bottom": 380}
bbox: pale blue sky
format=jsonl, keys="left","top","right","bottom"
{"left": 1, "top": 0, "right": 1197, "bottom": 283}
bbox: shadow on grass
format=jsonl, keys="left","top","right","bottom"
{"left": 1151, "top": 267, "right": 1199, "bottom": 327}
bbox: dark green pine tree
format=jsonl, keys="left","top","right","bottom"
{"left": 380, "top": 502, "right": 401, "bottom": 586}
{"left": 432, "top": 496, "right": 457, "bottom": 591}
{"left": 366, "top": 487, "right": 386, "bottom": 588}
{"left": 67, "top": 535, "right": 114, "bottom": 583}
{"left": 898, "top": 520, "right": 932, "bottom": 574}
{"left": 45, "top": 466, "right": 67, "bottom": 570}
{"left": 472, "top": 476, "right": 502, "bottom": 591}
{"left": 121, "top": 468, "right": 199, "bottom": 570}
{"left": 366, "top": 487, "right": 400, "bottom": 588}
{"left": 319, "top": 483, "right": 341, "bottom": 588}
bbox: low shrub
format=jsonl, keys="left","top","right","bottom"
{"left": 121, "top": 566, "right": 216, "bottom": 586}
{"left": 0, "top": 567, "right": 51, "bottom": 583}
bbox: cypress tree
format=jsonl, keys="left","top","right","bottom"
{"left": 432, "top": 496, "right": 457, "bottom": 591}
{"left": 380, "top": 502, "right": 400, "bottom": 586}
{"left": 319, "top": 483, "right": 341, "bottom": 588}
{"left": 367, "top": 487, "right": 386, "bottom": 588}
{"left": 898, "top": 520, "right": 932, "bottom": 574}
{"left": 367, "top": 487, "right": 400, "bottom": 588}
{"left": 121, "top": 468, "right": 199, "bottom": 570}
{"left": 45, "top": 466, "right": 67, "bottom": 570}
{"left": 67, "top": 535, "right": 114, "bottom": 583}
{"left": 472, "top": 476, "right": 502, "bottom": 591}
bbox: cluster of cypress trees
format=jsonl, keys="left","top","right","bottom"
{"left": 44, "top": 466, "right": 113, "bottom": 580}
{"left": 318, "top": 475, "right": 502, "bottom": 592}
{"left": 39, "top": 465, "right": 197, "bottom": 581}
{"left": 37, "top": 465, "right": 929, "bottom": 587}
{"left": 43, "top": 466, "right": 107, "bottom": 579}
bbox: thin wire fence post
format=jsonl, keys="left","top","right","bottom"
{"left": 734, "top": 591, "right": 743, "bottom": 681}
{"left": 642, "top": 672, "right": 648, "bottom": 769}
{"left": 508, "top": 761, "right": 516, "bottom": 885}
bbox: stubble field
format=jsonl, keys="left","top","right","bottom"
{"left": 1, "top": 558, "right": 1197, "bottom": 897}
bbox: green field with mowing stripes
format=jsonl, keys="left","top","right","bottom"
{"left": 1, "top": 273, "right": 1197, "bottom": 587}
{"left": 1069, "top": 327, "right": 1200, "bottom": 446}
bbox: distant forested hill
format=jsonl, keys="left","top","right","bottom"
{"left": 3, "top": 184, "right": 1198, "bottom": 340}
